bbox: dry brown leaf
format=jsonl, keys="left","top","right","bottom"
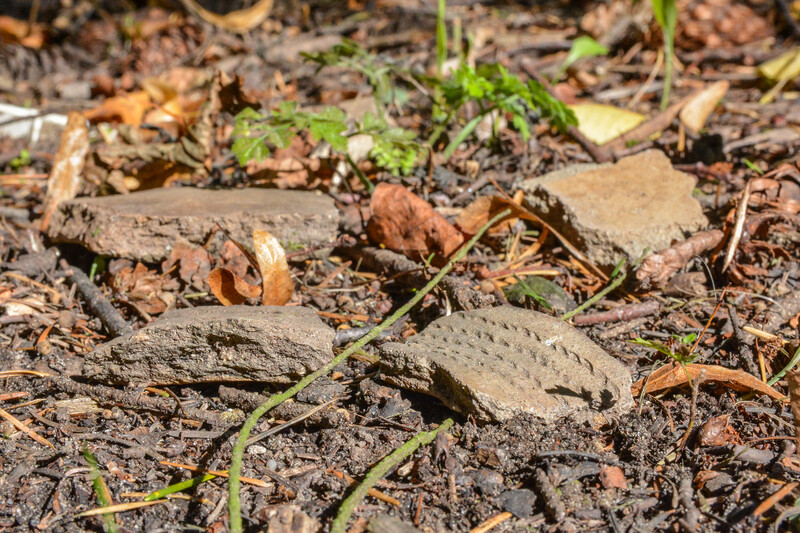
{"left": 455, "top": 196, "right": 517, "bottom": 235}
{"left": 253, "top": 230, "right": 294, "bottom": 306}
{"left": 162, "top": 244, "right": 212, "bottom": 291}
{"left": 367, "top": 183, "right": 464, "bottom": 267}
{"left": 207, "top": 267, "right": 261, "bottom": 306}
{"left": 679, "top": 81, "right": 729, "bottom": 134}
{"left": 632, "top": 362, "right": 784, "bottom": 400}
{"left": 177, "top": 0, "right": 273, "bottom": 33}
{"left": 84, "top": 91, "right": 152, "bottom": 126}
{"left": 0, "top": 16, "right": 47, "bottom": 48}
{"left": 39, "top": 112, "right": 89, "bottom": 232}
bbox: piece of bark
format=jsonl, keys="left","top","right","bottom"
{"left": 573, "top": 300, "right": 660, "bottom": 326}
{"left": 635, "top": 229, "right": 724, "bottom": 289}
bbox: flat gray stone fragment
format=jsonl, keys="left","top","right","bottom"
{"left": 519, "top": 150, "right": 708, "bottom": 268}
{"left": 83, "top": 306, "right": 334, "bottom": 385}
{"left": 47, "top": 188, "right": 339, "bottom": 262}
{"left": 380, "top": 307, "right": 633, "bottom": 423}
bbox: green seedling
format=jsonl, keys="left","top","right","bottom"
{"left": 743, "top": 158, "right": 765, "bottom": 175}
{"left": 231, "top": 103, "right": 422, "bottom": 179}
{"left": 303, "top": 39, "right": 411, "bottom": 110}
{"left": 10, "top": 149, "right": 31, "bottom": 169}
{"left": 552, "top": 36, "right": 609, "bottom": 84}
{"left": 436, "top": 0, "right": 447, "bottom": 77}
{"left": 630, "top": 333, "right": 698, "bottom": 365}
{"left": 651, "top": 0, "right": 678, "bottom": 109}
{"left": 434, "top": 62, "right": 576, "bottom": 158}
{"left": 81, "top": 447, "right": 119, "bottom": 533}
{"left": 504, "top": 275, "right": 552, "bottom": 310}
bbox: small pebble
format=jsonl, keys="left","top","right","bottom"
{"left": 247, "top": 445, "right": 268, "bottom": 455}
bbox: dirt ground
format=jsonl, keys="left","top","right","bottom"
{"left": 1, "top": 0, "right": 800, "bottom": 531}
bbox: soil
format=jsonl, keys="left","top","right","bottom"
{"left": 1, "top": 0, "right": 800, "bottom": 532}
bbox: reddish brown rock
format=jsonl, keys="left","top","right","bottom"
{"left": 366, "top": 183, "right": 464, "bottom": 266}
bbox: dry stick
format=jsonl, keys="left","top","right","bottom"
{"left": 572, "top": 300, "right": 660, "bottom": 326}
{"left": 61, "top": 259, "right": 132, "bottom": 338}
{"left": 330, "top": 419, "right": 454, "bottom": 533}
{"left": 227, "top": 209, "right": 513, "bottom": 533}
{"left": 786, "top": 371, "right": 800, "bottom": 456}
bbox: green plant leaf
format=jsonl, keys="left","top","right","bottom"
{"left": 307, "top": 107, "right": 348, "bottom": 152}
{"left": 651, "top": 0, "right": 678, "bottom": 109}
{"left": 553, "top": 36, "right": 608, "bottom": 83}
{"left": 231, "top": 135, "right": 271, "bottom": 166}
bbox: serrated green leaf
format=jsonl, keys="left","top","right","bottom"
{"left": 231, "top": 135, "right": 271, "bottom": 166}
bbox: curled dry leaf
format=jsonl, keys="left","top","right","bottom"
{"left": 253, "top": 230, "right": 294, "bottom": 306}
{"left": 162, "top": 243, "right": 212, "bottom": 291}
{"left": 207, "top": 267, "right": 261, "bottom": 306}
{"left": 177, "top": 0, "right": 273, "bottom": 32}
{"left": 366, "top": 183, "right": 464, "bottom": 267}
{"left": 679, "top": 81, "right": 729, "bottom": 134}
{"left": 40, "top": 112, "right": 89, "bottom": 232}
{"left": 84, "top": 91, "right": 152, "bottom": 126}
{"left": 635, "top": 229, "right": 724, "bottom": 289}
{"left": 632, "top": 362, "right": 784, "bottom": 401}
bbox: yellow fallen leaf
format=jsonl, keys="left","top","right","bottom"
{"left": 679, "top": 81, "right": 729, "bottom": 134}
{"left": 569, "top": 103, "right": 646, "bottom": 145}
{"left": 758, "top": 48, "right": 800, "bottom": 82}
{"left": 177, "top": 0, "right": 273, "bottom": 33}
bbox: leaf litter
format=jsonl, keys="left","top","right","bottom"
{"left": 1, "top": 0, "right": 800, "bottom": 531}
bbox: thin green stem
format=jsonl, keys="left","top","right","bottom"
{"left": 346, "top": 154, "right": 374, "bottom": 193}
{"left": 442, "top": 112, "right": 487, "bottom": 160}
{"left": 768, "top": 345, "right": 800, "bottom": 386}
{"left": 227, "top": 209, "right": 512, "bottom": 533}
{"left": 330, "top": 419, "right": 454, "bottom": 533}
{"left": 82, "top": 447, "right": 119, "bottom": 533}
{"left": 561, "top": 258, "right": 627, "bottom": 322}
{"left": 144, "top": 474, "right": 217, "bottom": 502}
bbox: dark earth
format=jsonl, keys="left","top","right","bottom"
{"left": 1, "top": 0, "right": 800, "bottom": 531}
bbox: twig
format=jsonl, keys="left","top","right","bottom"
{"left": 469, "top": 512, "right": 513, "bottom": 533}
{"left": 677, "top": 368, "right": 706, "bottom": 454}
{"left": 561, "top": 258, "right": 628, "bottom": 322}
{"left": 678, "top": 475, "right": 700, "bottom": 531}
{"left": 722, "top": 179, "right": 751, "bottom": 272}
{"left": 227, "top": 209, "right": 512, "bottom": 533}
{"left": 726, "top": 304, "right": 760, "bottom": 377}
{"left": 45, "top": 375, "right": 238, "bottom": 427}
{"left": 533, "top": 467, "right": 565, "bottom": 521}
{"left": 573, "top": 300, "right": 660, "bottom": 326}
{"left": 339, "top": 246, "right": 496, "bottom": 311}
{"left": 61, "top": 259, "right": 132, "bottom": 338}
{"left": 327, "top": 469, "right": 401, "bottom": 506}
{"left": 753, "top": 481, "right": 799, "bottom": 517}
{"left": 330, "top": 419, "right": 454, "bottom": 533}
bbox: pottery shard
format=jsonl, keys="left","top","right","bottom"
{"left": 47, "top": 188, "right": 339, "bottom": 262}
{"left": 380, "top": 307, "right": 633, "bottom": 423}
{"left": 519, "top": 150, "right": 708, "bottom": 268}
{"left": 82, "top": 306, "right": 334, "bottom": 385}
